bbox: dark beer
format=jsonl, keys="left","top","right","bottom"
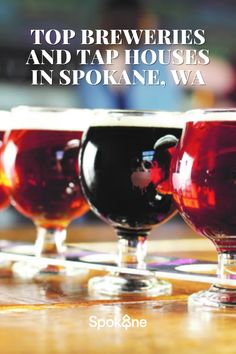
{"left": 80, "top": 112, "right": 182, "bottom": 230}
{"left": 80, "top": 110, "right": 183, "bottom": 296}
{"left": 171, "top": 112, "right": 236, "bottom": 253}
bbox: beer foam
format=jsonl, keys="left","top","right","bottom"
{"left": 185, "top": 109, "right": 236, "bottom": 123}
{"left": 0, "top": 110, "right": 11, "bottom": 131}
{"left": 10, "top": 106, "right": 92, "bottom": 131}
{"left": 89, "top": 110, "right": 184, "bottom": 128}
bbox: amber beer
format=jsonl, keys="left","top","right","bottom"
{"left": 0, "top": 111, "right": 11, "bottom": 210}
{"left": 0, "top": 131, "right": 10, "bottom": 210}
{"left": 3, "top": 107, "right": 89, "bottom": 229}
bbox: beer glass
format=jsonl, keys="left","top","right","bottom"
{"left": 80, "top": 110, "right": 183, "bottom": 296}
{"left": 3, "top": 106, "right": 90, "bottom": 276}
{"left": 171, "top": 109, "right": 236, "bottom": 308}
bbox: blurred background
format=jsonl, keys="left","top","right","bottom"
{"left": 0, "top": 0, "right": 235, "bottom": 239}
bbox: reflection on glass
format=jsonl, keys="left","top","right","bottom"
{"left": 3, "top": 106, "right": 90, "bottom": 278}
{"left": 80, "top": 110, "right": 183, "bottom": 297}
{"left": 171, "top": 109, "right": 236, "bottom": 308}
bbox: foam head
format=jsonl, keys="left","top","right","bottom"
{"left": 10, "top": 106, "right": 93, "bottom": 131}
{"left": 185, "top": 109, "right": 236, "bottom": 123}
{"left": 89, "top": 109, "right": 184, "bottom": 129}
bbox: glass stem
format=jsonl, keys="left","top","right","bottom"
{"left": 116, "top": 229, "right": 149, "bottom": 270}
{"left": 217, "top": 252, "right": 236, "bottom": 286}
{"left": 34, "top": 226, "right": 66, "bottom": 258}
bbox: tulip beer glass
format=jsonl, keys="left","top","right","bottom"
{"left": 3, "top": 106, "right": 90, "bottom": 275}
{"left": 80, "top": 110, "right": 183, "bottom": 296}
{"left": 171, "top": 109, "right": 236, "bottom": 308}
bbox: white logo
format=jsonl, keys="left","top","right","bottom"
{"left": 89, "top": 314, "right": 147, "bottom": 331}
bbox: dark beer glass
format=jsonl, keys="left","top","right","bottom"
{"left": 80, "top": 110, "right": 183, "bottom": 296}
{"left": 171, "top": 109, "right": 236, "bottom": 308}
{"left": 3, "top": 106, "right": 90, "bottom": 275}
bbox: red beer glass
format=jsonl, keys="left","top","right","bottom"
{"left": 3, "top": 106, "right": 89, "bottom": 276}
{"left": 171, "top": 109, "right": 236, "bottom": 308}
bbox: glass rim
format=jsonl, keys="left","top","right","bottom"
{"left": 185, "top": 108, "right": 236, "bottom": 123}
{"left": 10, "top": 106, "right": 92, "bottom": 131}
{"left": 89, "top": 109, "right": 184, "bottom": 128}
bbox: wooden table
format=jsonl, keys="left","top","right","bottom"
{"left": 0, "top": 226, "right": 235, "bottom": 354}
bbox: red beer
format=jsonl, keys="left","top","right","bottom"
{"left": 171, "top": 113, "right": 236, "bottom": 253}
{"left": 171, "top": 109, "right": 236, "bottom": 308}
{"left": 4, "top": 130, "right": 88, "bottom": 228}
{"left": 2, "top": 107, "right": 90, "bottom": 261}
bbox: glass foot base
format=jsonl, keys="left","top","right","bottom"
{"left": 189, "top": 285, "right": 236, "bottom": 309}
{"left": 88, "top": 273, "right": 172, "bottom": 297}
{"left": 12, "top": 261, "right": 88, "bottom": 280}
{"left": 0, "top": 260, "right": 13, "bottom": 278}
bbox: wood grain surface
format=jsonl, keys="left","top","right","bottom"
{"left": 0, "top": 226, "right": 234, "bottom": 354}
